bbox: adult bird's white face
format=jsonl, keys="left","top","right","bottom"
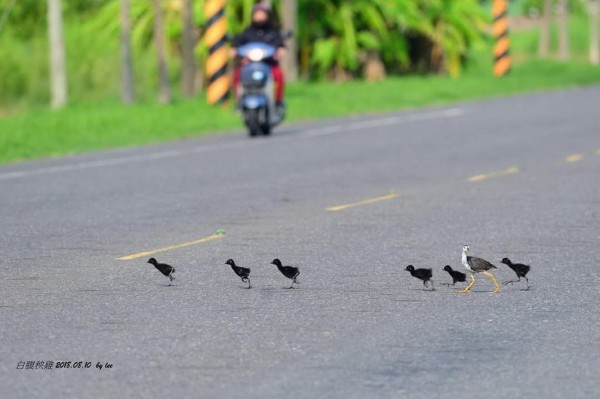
{"left": 462, "top": 245, "right": 470, "bottom": 253}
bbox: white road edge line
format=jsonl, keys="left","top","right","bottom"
{"left": 0, "top": 150, "right": 181, "bottom": 180}
{"left": 0, "top": 108, "right": 465, "bottom": 181}
{"left": 300, "top": 108, "right": 464, "bottom": 139}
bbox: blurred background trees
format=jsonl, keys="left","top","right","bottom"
{"left": 47, "top": 0, "right": 67, "bottom": 108}
{"left": 120, "top": 0, "right": 134, "bottom": 103}
{"left": 591, "top": 0, "right": 600, "bottom": 64}
{"left": 0, "top": 0, "right": 598, "bottom": 111}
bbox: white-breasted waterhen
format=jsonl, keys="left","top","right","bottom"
{"left": 459, "top": 245, "right": 500, "bottom": 294}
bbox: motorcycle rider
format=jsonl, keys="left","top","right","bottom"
{"left": 231, "top": 3, "right": 286, "bottom": 109}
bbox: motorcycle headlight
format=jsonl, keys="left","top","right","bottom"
{"left": 247, "top": 48, "right": 265, "bottom": 62}
{"left": 251, "top": 70, "right": 265, "bottom": 80}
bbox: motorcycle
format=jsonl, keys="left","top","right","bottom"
{"left": 236, "top": 42, "right": 285, "bottom": 137}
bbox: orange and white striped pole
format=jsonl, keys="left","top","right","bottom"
{"left": 204, "top": 0, "right": 230, "bottom": 105}
{"left": 492, "top": 0, "right": 511, "bottom": 77}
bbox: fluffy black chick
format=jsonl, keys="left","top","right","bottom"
{"left": 501, "top": 258, "right": 531, "bottom": 290}
{"left": 405, "top": 265, "right": 435, "bottom": 291}
{"left": 271, "top": 258, "right": 300, "bottom": 289}
{"left": 147, "top": 258, "right": 175, "bottom": 285}
{"left": 225, "top": 259, "right": 251, "bottom": 288}
{"left": 442, "top": 265, "right": 467, "bottom": 287}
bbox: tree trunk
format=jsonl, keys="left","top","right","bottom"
{"left": 120, "top": 0, "right": 135, "bottom": 104}
{"left": 363, "top": 51, "right": 385, "bottom": 82}
{"left": 590, "top": 0, "right": 600, "bottom": 65}
{"left": 181, "top": 0, "right": 196, "bottom": 97}
{"left": 538, "top": 0, "right": 552, "bottom": 57}
{"left": 557, "top": 0, "right": 570, "bottom": 61}
{"left": 47, "top": 0, "right": 67, "bottom": 109}
{"left": 431, "top": 21, "right": 446, "bottom": 74}
{"left": 281, "top": 0, "right": 298, "bottom": 82}
{"left": 154, "top": 0, "right": 171, "bottom": 104}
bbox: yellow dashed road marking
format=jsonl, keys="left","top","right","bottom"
{"left": 326, "top": 192, "right": 398, "bottom": 212}
{"left": 565, "top": 153, "right": 584, "bottom": 163}
{"left": 467, "top": 166, "right": 520, "bottom": 183}
{"left": 117, "top": 234, "right": 225, "bottom": 260}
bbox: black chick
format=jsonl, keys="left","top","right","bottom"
{"left": 501, "top": 258, "right": 531, "bottom": 290}
{"left": 147, "top": 258, "right": 175, "bottom": 285}
{"left": 405, "top": 265, "right": 435, "bottom": 291}
{"left": 271, "top": 258, "right": 300, "bottom": 289}
{"left": 225, "top": 259, "right": 251, "bottom": 288}
{"left": 442, "top": 265, "right": 467, "bottom": 287}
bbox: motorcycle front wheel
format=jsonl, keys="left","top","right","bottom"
{"left": 245, "top": 108, "right": 261, "bottom": 137}
{"left": 245, "top": 108, "right": 270, "bottom": 137}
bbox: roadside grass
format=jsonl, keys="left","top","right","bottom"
{"left": 289, "top": 60, "right": 600, "bottom": 120}
{"left": 1, "top": 16, "right": 600, "bottom": 165}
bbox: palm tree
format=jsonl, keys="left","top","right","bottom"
{"left": 181, "top": 0, "right": 196, "bottom": 97}
{"left": 120, "top": 0, "right": 135, "bottom": 104}
{"left": 282, "top": 0, "right": 298, "bottom": 82}
{"left": 538, "top": 0, "right": 552, "bottom": 57}
{"left": 154, "top": 0, "right": 171, "bottom": 103}
{"left": 310, "top": 0, "right": 407, "bottom": 79}
{"left": 47, "top": 0, "right": 68, "bottom": 108}
{"left": 589, "top": 0, "right": 600, "bottom": 64}
{"left": 309, "top": 0, "right": 486, "bottom": 79}
{"left": 557, "top": 0, "right": 570, "bottom": 60}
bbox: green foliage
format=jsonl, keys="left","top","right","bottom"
{"left": 307, "top": 0, "right": 421, "bottom": 78}
{"left": 0, "top": 0, "right": 596, "bottom": 112}
{"left": 0, "top": 0, "right": 46, "bottom": 39}
{"left": 516, "top": 0, "right": 589, "bottom": 16}
{"left": 511, "top": 10, "right": 592, "bottom": 62}
{"left": 303, "top": 0, "right": 488, "bottom": 79}
{"left": 423, "top": 0, "right": 490, "bottom": 76}
{"left": 0, "top": 28, "right": 49, "bottom": 108}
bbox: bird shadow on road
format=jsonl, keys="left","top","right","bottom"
{"left": 392, "top": 299, "right": 425, "bottom": 303}
{"left": 257, "top": 286, "right": 306, "bottom": 292}
{"left": 159, "top": 284, "right": 180, "bottom": 288}
{"left": 450, "top": 289, "right": 504, "bottom": 294}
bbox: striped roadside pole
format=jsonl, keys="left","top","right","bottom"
{"left": 492, "top": 0, "right": 511, "bottom": 77}
{"left": 204, "top": 0, "right": 230, "bottom": 105}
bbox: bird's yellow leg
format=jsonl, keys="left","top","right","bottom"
{"left": 484, "top": 271, "right": 500, "bottom": 294}
{"left": 458, "top": 274, "right": 475, "bottom": 293}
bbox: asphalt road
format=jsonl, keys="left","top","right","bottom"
{"left": 1, "top": 88, "right": 600, "bottom": 398}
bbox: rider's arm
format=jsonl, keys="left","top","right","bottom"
{"left": 274, "top": 32, "right": 286, "bottom": 60}
{"left": 230, "top": 30, "right": 247, "bottom": 57}
{"left": 276, "top": 47, "right": 286, "bottom": 60}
